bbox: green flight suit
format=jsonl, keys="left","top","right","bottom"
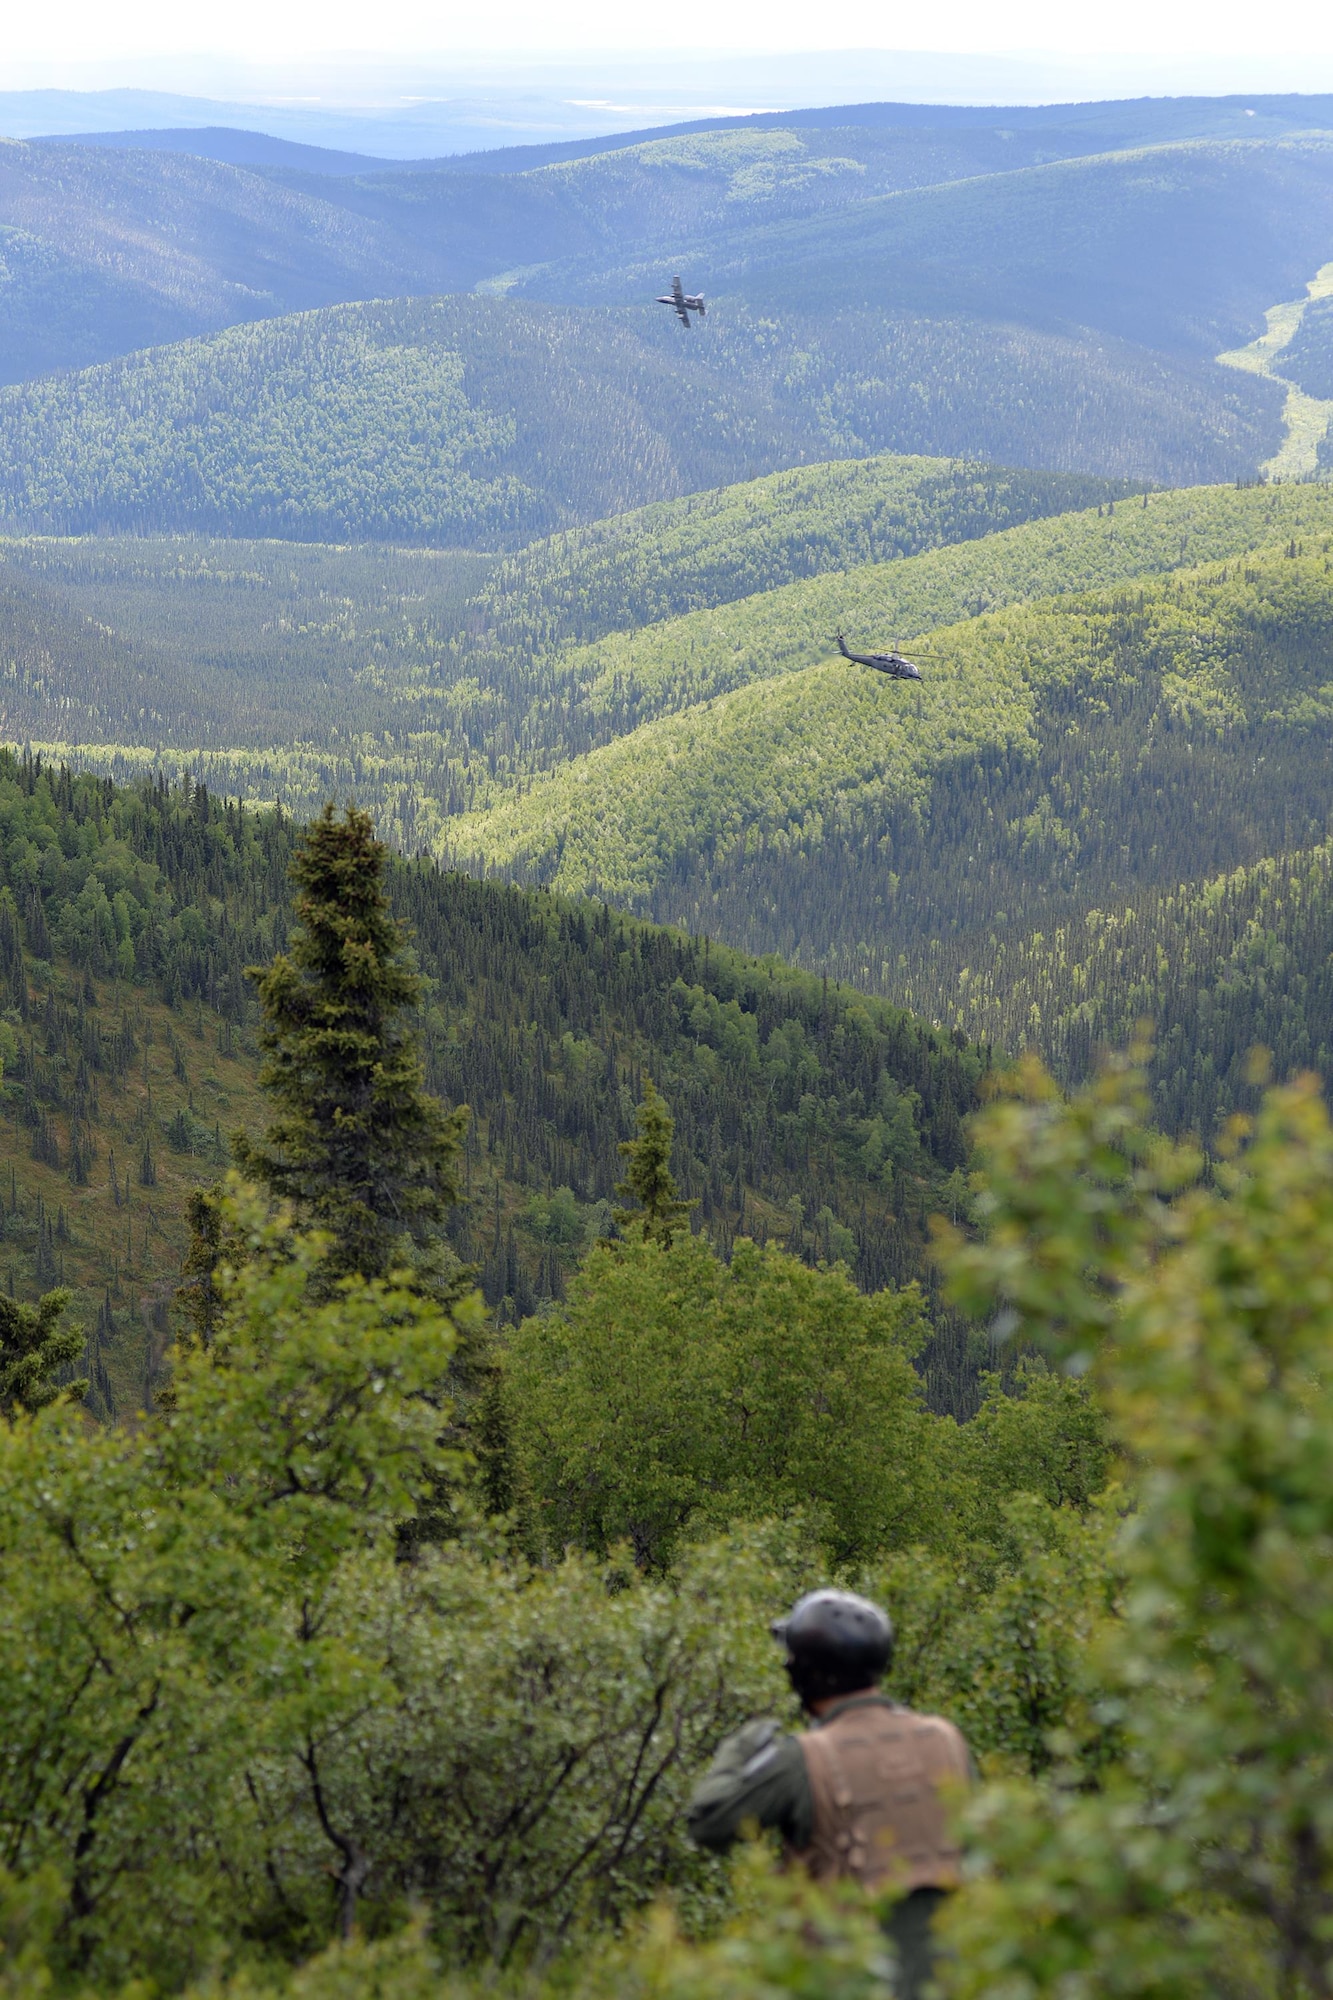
{"left": 687, "top": 1696, "right": 955, "bottom": 2000}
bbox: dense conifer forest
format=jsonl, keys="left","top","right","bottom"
{"left": 0, "top": 755, "right": 985, "bottom": 1411}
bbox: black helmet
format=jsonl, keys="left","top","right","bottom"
{"left": 771, "top": 1590, "right": 894, "bottom": 1708}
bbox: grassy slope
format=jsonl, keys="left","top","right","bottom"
{"left": 454, "top": 484, "right": 1333, "bottom": 890}
{"left": 0, "top": 964, "right": 267, "bottom": 1415}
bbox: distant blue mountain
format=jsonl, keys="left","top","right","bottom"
{"left": 34, "top": 126, "right": 399, "bottom": 176}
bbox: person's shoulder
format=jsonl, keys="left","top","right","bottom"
{"left": 897, "top": 1707, "right": 974, "bottom": 1775}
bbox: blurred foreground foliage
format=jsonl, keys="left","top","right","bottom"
{"left": 935, "top": 1055, "right": 1333, "bottom": 1999}
{"left": 0, "top": 1154, "right": 1115, "bottom": 1994}
{"left": 4, "top": 1032, "right": 1333, "bottom": 1998}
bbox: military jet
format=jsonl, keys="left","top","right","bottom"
{"left": 835, "top": 633, "right": 928, "bottom": 681}
{"left": 656, "top": 275, "right": 706, "bottom": 325}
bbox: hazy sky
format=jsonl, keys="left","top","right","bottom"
{"left": 4, "top": 0, "right": 1333, "bottom": 79}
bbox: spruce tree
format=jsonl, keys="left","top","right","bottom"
{"left": 613, "top": 1079, "right": 697, "bottom": 1249}
{"left": 235, "top": 806, "right": 467, "bottom": 1288}
{"left": 0, "top": 1287, "right": 85, "bottom": 1417}
{"left": 176, "top": 1190, "right": 229, "bottom": 1353}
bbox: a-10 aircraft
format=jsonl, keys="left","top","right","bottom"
{"left": 656, "top": 275, "right": 706, "bottom": 325}
{"left": 834, "top": 633, "right": 929, "bottom": 681}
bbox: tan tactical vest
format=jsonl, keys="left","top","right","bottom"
{"left": 792, "top": 1699, "right": 971, "bottom": 1894}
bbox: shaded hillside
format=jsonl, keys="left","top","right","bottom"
{"left": 279, "top": 126, "right": 1040, "bottom": 284}
{"left": 540, "top": 138, "right": 1333, "bottom": 362}
{"left": 1279, "top": 291, "right": 1333, "bottom": 399}
{"left": 0, "top": 296, "right": 1281, "bottom": 554}
{"left": 900, "top": 838, "right": 1333, "bottom": 1139}
{"left": 0, "top": 120, "right": 1264, "bottom": 383}
{"left": 291, "top": 122, "right": 1163, "bottom": 275}
{"left": 0, "top": 116, "right": 1321, "bottom": 483}
{"left": 0, "top": 142, "right": 435, "bottom": 384}
{"left": 0, "top": 755, "right": 985, "bottom": 1411}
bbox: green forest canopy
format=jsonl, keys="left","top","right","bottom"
{"left": 456, "top": 530, "right": 1333, "bottom": 902}
{"left": 5, "top": 477, "right": 1332, "bottom": 866}
{"left": 0, "top": 950, "right": 1326, "bottom": 2000}
{"left": 0, "top": 292, "right": 1281, "bottom": 554}
{"left": 0, "top": 755, "right": 986, "bottom": 1410}
{"left": 455, "top": 532, "right": 1333, "bottom": 1140}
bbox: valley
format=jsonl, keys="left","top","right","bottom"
{"left": 0, "top": 86, "right": 1330, "bottom": 1452}
{"left": 3, "top": 75, "right": 1333, "bottom": 2000}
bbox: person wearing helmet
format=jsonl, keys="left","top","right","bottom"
{"left": 687, "top": 1589, "right": 974, "bottom": 1999}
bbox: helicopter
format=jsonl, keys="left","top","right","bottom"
{"left": 656, "top": 275, "right": 706, "bottom": 325}
{"left": 834, "top": 633, "right": 934, "bottom": 681}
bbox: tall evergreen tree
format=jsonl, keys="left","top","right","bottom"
{"left": 613, "top": 1079, "right": 697, "bottom": 1249}
{"left": 0, "top": 1287, "right": 85, "bottom": 1417}
{"left": 235, "top": 806, "right": 467, "bottom": 1288}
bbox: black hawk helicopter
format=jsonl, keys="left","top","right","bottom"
{"left": 834, "top": 632, "right": 933, "bottom": 681}
{"left": 656, "top": 275, "right": 706, "bottom": 325}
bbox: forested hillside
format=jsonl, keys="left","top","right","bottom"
{"left": 0, "top": 453, "right": 1124, "bottom": 787}
{"left": 6, "top": 112, "right": 1332, "bottom": 395}
{"left": 545, "top": 139, "right": 1333, "bottom": 359}
{"left": 908, "top": 838, "right": 1333, "bottom": 1136}
{"left": 458, "top": 533, "right": 1333, "bottom": 1139}
{"left": 526, "top": 482, "right": 1333, "bottom": 738}
{"left": 8, "top": 86, "right": 1333, "bottom": 2000}
{"left": 450, "top": 484, "right": 1333, "bottom": 845}
{"left": 0, "top": 755, "right": 984, "bottom": 1412}
{"left": 7, "top": 477, "right": 1328, "bottom": 859}
{"left": 0, "top": 295, "right": 1280, "bottom": 546}
{"left": 474, "top": 457, "right": 1136, "bottom": 642}
{"left": 0, "top": 142, "right": 436, "bottom": 384}
{"left": 0, "top": 299, "right": 840, "bottom": 543}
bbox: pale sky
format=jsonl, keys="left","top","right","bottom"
{"left": 2, "top": 0, "right": 1330, "bottom": 63}
{"left": 5, "top": 0, "right": 1333, "bottom": 84}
